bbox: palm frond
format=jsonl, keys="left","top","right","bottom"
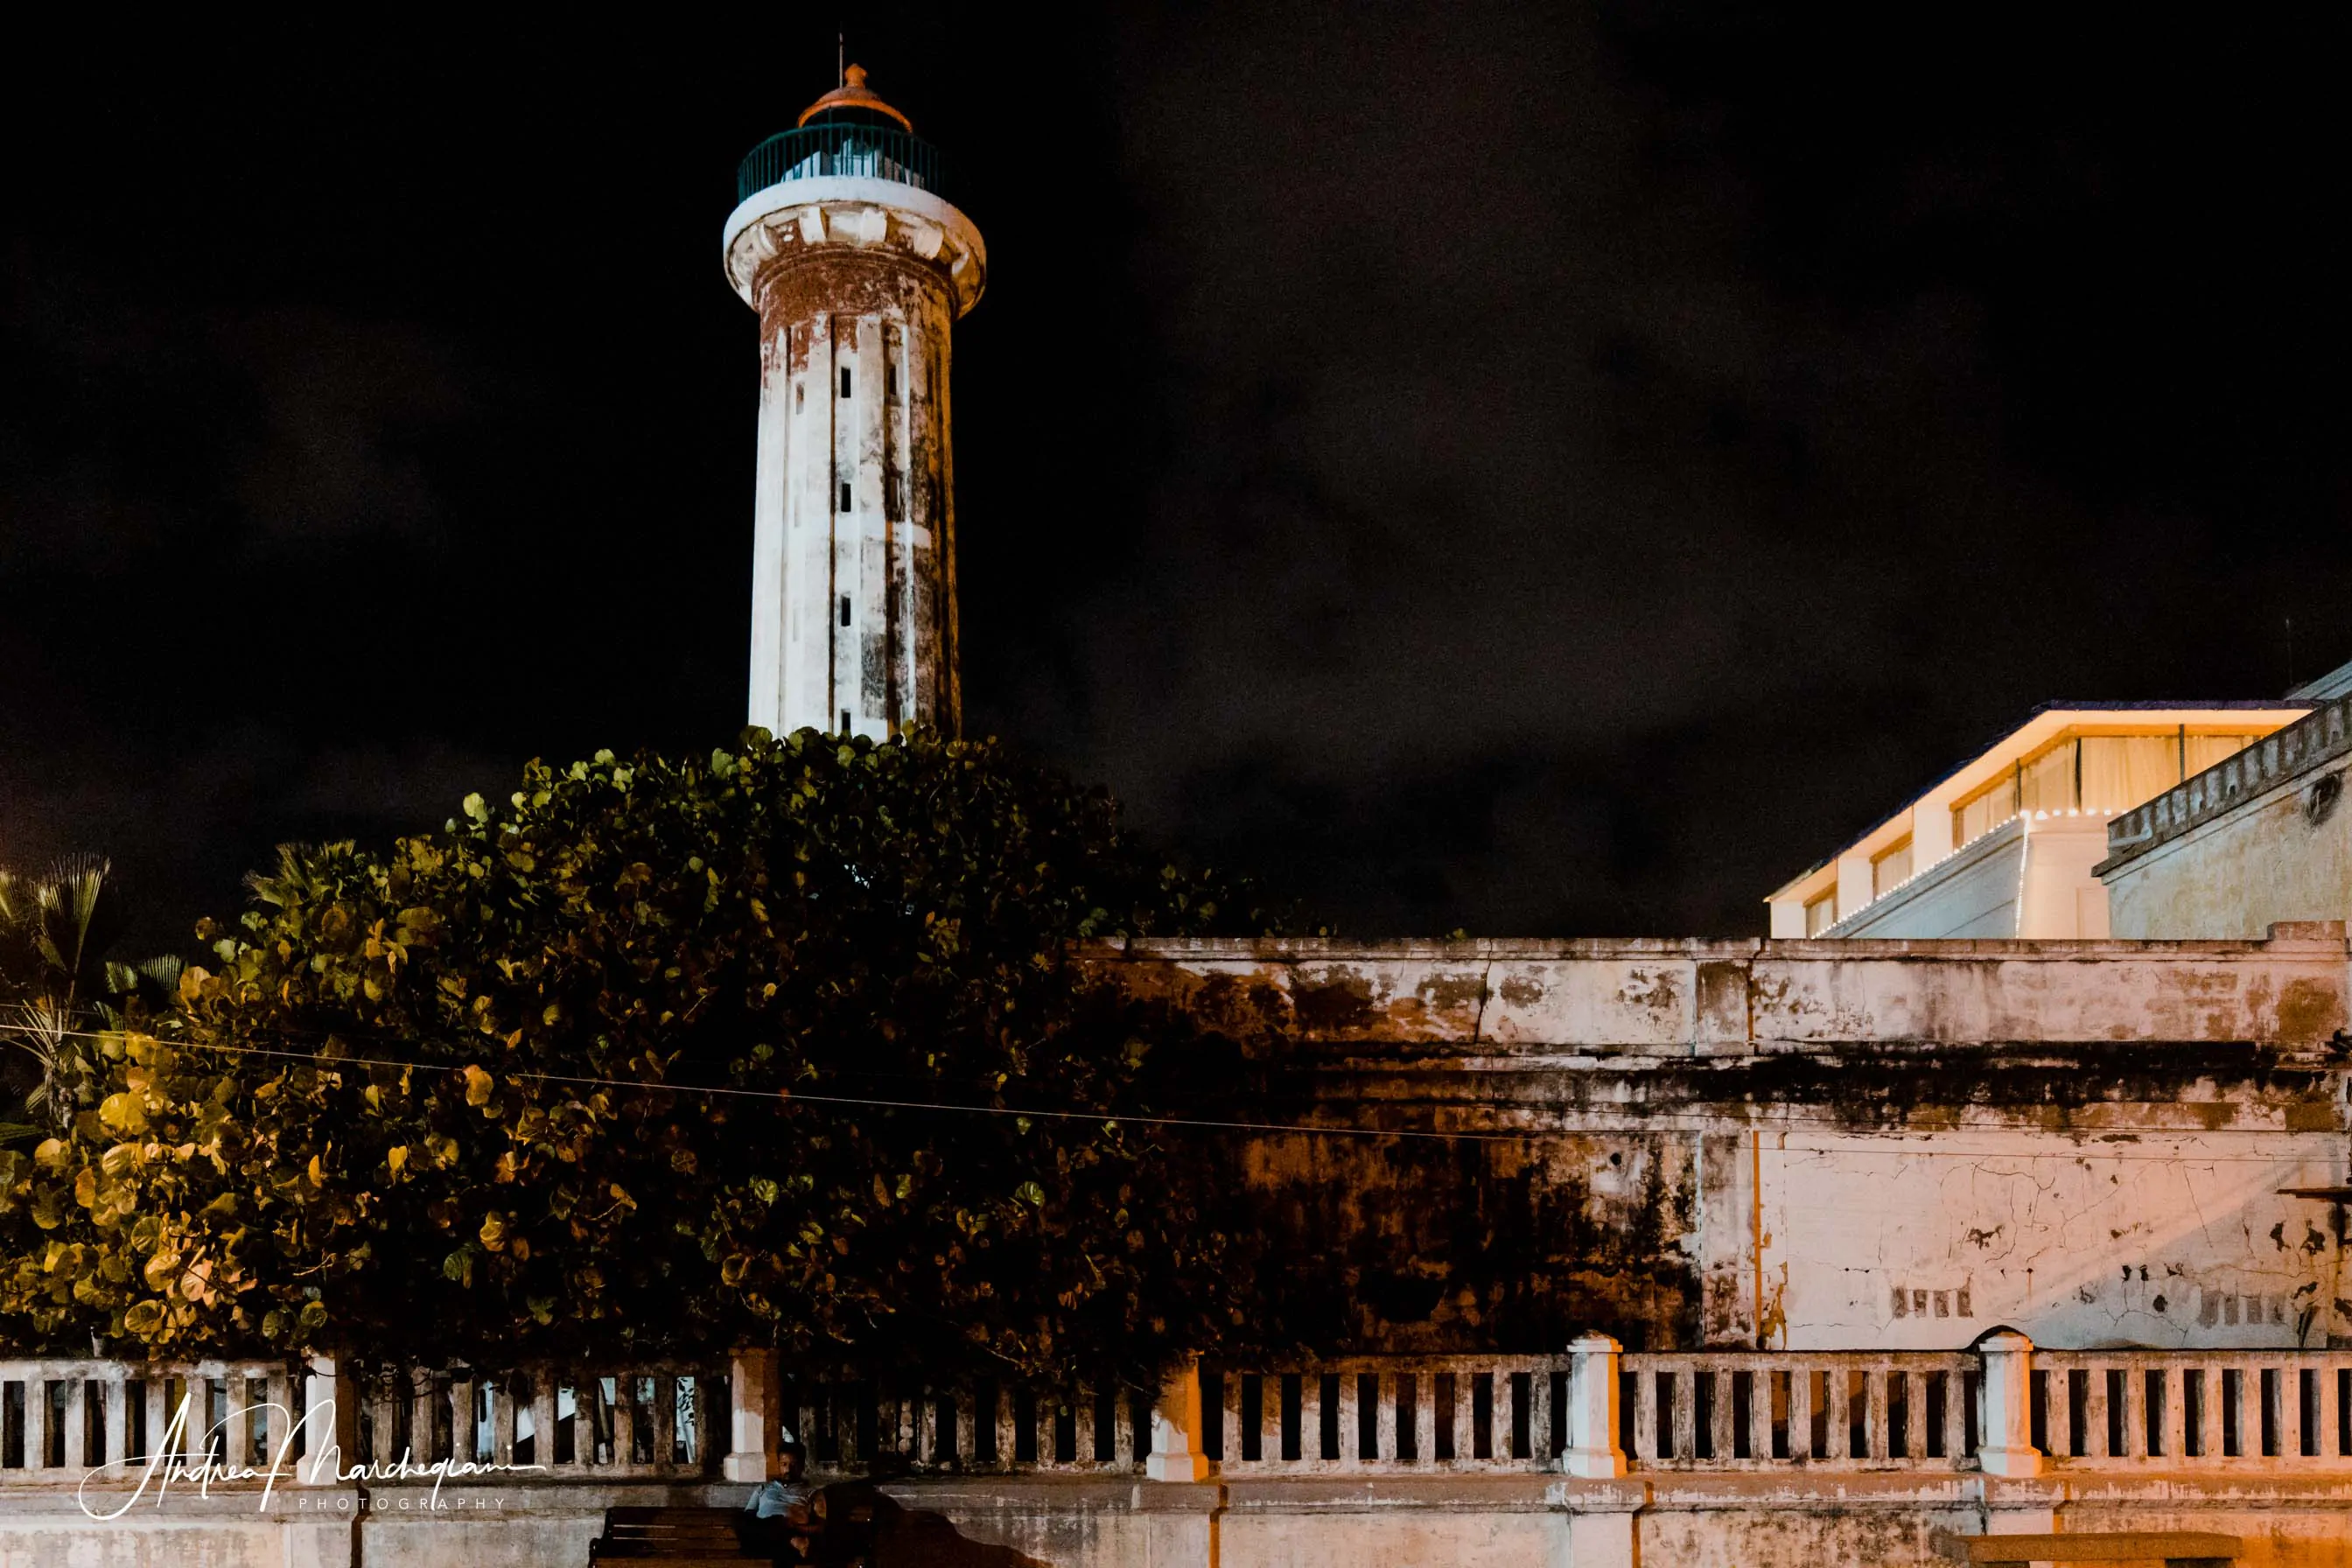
{"left": 33, "top": 854, "right": 120, "bottom": 995}
{"left": 0, "top": 1000, "right": 80, "bottom": 1129}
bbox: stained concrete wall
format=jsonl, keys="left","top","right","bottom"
{"left": 1095, "top": 932, "right": 2352, "bottom": 1353}
{"left": 13, "top": 1475, "right": 2349, "bottom": 1568}
{"left": 2106, "top": 770, "right": 2352, "bottom": 940}
{"left": 2104, "top": 694, "right": 2352, "bottom": 940}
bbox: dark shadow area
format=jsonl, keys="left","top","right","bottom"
{"left": 808, "top": 1481, "right": 1051, "bottom": 1568}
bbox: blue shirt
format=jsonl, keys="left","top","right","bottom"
{"left": 744, "top": 1477, "right": 817, "bottom": 1520}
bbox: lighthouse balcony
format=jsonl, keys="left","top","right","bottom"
{"left": 736, "top": 122, "right": 944, "bottom": 204}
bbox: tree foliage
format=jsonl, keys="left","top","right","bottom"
{"left": 1, "top": 857, "right": 178, "bottom": 1139}
{"left": 0, "top": 731, "right": 1273, "bottom": 1382}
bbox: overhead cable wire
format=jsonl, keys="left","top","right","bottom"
{"left": 9, "top": 1023, "right": 2346, "bottom": 1162}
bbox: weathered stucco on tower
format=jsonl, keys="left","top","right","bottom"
{"left": 724, "top": 165, "right": 984, "bottom": 742}
{"left": 1089, "top": 928, "right": 2352, "bottom": 1354}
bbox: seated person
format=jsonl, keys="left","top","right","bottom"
{"left": 740, "top": 1440, "right": 822, "bottom": 1562}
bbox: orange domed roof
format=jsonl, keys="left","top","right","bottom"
{"left": 797, "top": 65, "right": 913, "bottom": 132}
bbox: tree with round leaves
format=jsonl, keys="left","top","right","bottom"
{"left": 0, "top": 730, "right": 1276, "bottom": 1388}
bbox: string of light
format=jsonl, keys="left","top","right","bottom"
{"left": 10, "top": 1021, "right": 2344, "bottom": 1164}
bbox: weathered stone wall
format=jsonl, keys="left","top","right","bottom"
{"left": 14, "top": 1475, "right": 2349, "bottom": 1568}
{"left": 2107, "top": 790, "right": 2352, "bottom": 939}
{"left": 1095, "top": 930, "right": 2352, "bottom": 1353}
{"left": 2103, "top": 695, "right": 2352, "bottom": 940}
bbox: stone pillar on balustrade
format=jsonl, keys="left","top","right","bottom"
{"left": 1976, "top": 1331, "right": 2042, "bottom": 1478}
{"left": 283, "top": 1354, "right": 361, "bottom": 1568}
{"left": 1975, "top": 1330, "right": 2059, "bottom": 1539}
{"left": 1145, "top": 1358, "right": 1211, "bottom": 1481}
{"left": 1562, "top": 1334, "right": 1642, "bottom": 1568}
{"left": 724, "top": 1347, "right": 785, "bottom": 1483}
{"left": 1561, "top": 1334, "right": 1628, "bottom": 1479}
{"left": 293, "top": 1354, "right": 361, "bottom": 1486}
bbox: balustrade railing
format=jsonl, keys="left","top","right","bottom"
{"left": 0, "top": 1358, "right": 294, "bottom": 1483}
{"left": 2032, "top": 1348, "right": 2352, "bottom": 1466}
{"left": 344, "top": 1360, "right": 724, "bottom": 1480}
{"left": 779, "top": 1373, "right": 1152, "bottom": 1474}
{"left": 1202, "top": 1357, "right": 1565, "bottom": 1474}
{"left": 1622, "top": 1350, "right": 1980, "bottom": 1471}
{"left": 0, "top": 1356, "right": 724, "bottom": 1487}
{"left": 14, "top": 1340, "right": 2352, "bottom": 1489}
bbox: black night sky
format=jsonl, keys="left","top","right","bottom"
{"left": 1, "top": 9, "right": 2343, "bottom": 948}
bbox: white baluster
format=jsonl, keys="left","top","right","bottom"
{"left": 1334, "top": 1371, "right": 1361, "bottom": 1465}
{"left": 1532, "top": 1365, "right": 1557, "bottom": 1466}
{"left": 2318, "top": 1361, "right": 2342, "bottom": 1461}
{"left": 1707, "top": 1364, "right": 1733, "bottom": 1464}
{"left": 1562, "top": 1336, "right": 1626, "bottom": 1479}
{"left": 1631, "top": 1366, "right": 1658, "bottom": 1464}
{"left": 60, "top": 1374, "right": 86, "bottom": 1472}
{"left": 491, "top": 1376, "right": 518, "bottom": 1466}
{"left": 1670, "top": 1366, "right": 1697, "bottom": 1463}
{"left": 1939, "top": 1365, "right": 1965, "bottom": 1466}
{"left": 1789, "top": 1364, "right": 1816, "bottom": 1463}
{"left": 103, "top": 1372, "right": 130, "bottom": 1476}
{"left": 1447, "top": 1370, "right": 1471, "bottom": 1466}
{"left": 993, "top": 1382, "right": 1019, "bottom": 1472}
{"left": 1821, "top": 1364, "right": 1850, "bottom": 1465}
{"left": 1070, "top": 1384, "right": 1096, "bottom": 1468}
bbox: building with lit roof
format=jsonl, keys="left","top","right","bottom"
{"left": 1765, "top": 701, "right": 2311, "bottom": 940}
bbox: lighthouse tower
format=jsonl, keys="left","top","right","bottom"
{"left": 724, "top": 67, "right": 986, "bottom": 739}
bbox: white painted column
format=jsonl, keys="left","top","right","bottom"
{"left": 786, "top": 316, "right": 835, "bottom": 732}
{"left": 1914, "top": 793, "right": 1956, "bottom": 866}
{"left": 922, "top": 318, "right": 959, "bottom": 730}
{"left": 1563, "top": 1335, "right": 1628, "bottom": 1478}
{"left": 284, "top": 1362, "right": 360, "bottom": 1567}
{"left": 884, "top": 321, "right": 914, "bottom": 730}
{"left": 850, "top": 312, "right": 891, "bottom": 738}
{"left": 747, "top": 324, "right": 792, "bottom": 728}
{"left": 1834, "top": 849, "right": 1873, "bottom": 925}
{"left": 296, "top": 1355, "right": 359, "bottom": 1485}
{"left": 1976, "top": 1332, "right": 2042, "bottom": 1477}
{"left": 829, "top": 314, "right": 861, "bottom": 735}
{"left": 724, "top": 1348, "right": 782, "bottom": 1482}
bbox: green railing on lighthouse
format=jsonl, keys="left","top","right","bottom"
{"left": 736, "top": 123, "right": 946, "bottom": 205}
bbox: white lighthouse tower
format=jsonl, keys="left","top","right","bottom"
{"left": 723, "top": 67, "right": 987, "bottom": 739}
